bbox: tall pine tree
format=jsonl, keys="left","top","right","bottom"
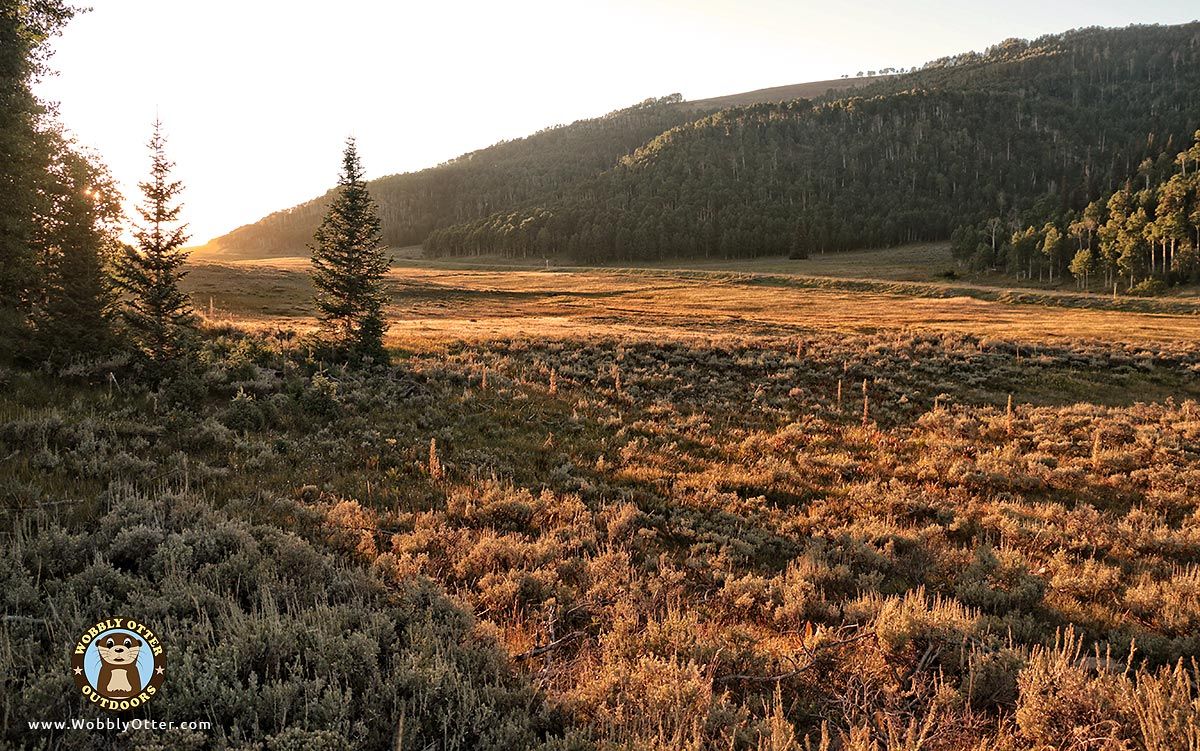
{"left": 309, "top": 138, "right": 390, "bottom": 358}
{"left": 0, "top": 0, "right": 77, "bottom": 356}
{"left": 115, "top": 120, "right": 195, "bottom": 364}
{"left": 36, "top": 133, "right": 123, "bottom": 357}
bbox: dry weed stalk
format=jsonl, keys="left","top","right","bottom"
{"left": 861, "top": 378, "right": 870, "bottom": 427}
{"left": 428, "top": 437, "right": 444, "bottom": 480}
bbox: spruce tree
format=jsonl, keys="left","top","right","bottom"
{"left": 309, "top": 138, "right": 390, "bottom": 358}
{"left": 114, "top": 120, "right": 195, "bottom": 364}
{"left": 36, "top": 136, "right": 123, "bottom": 357}
{"left": 0, "top": 1, "right": 77, "bottom": 355}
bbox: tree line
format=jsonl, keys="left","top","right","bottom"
{"left": 953, "top": 131, "right": 1200, "bottom": 290}
{"left": 1, "top": 1, "right": 118, "bottom": 361}
{"left": 1, "top": 4, "right": 389, "bottom": 368}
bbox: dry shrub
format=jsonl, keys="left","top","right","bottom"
{"left": 1015, "top": 630, "right": 1131, "bottom": 750}
{"left": 324, "top": 498, "right": 379, "bottom": 558}
{"left": 563, "top": 651, "right": 724, "bottom": 751}
{"left": 1130, "top": 659, "right": 1200, "bottom": 751}
{"left": 1123, "top": 567, "right": 1200, "bottom": 637}
{"left": 864, "top": 588, "right": 982, "bottom": 671}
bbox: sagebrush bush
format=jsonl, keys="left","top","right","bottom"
{"left": 3, "top": 326, "right": 1200, "bottom": 748}
{"left": 0, "top": 490, "right": 570, "bottom": 750}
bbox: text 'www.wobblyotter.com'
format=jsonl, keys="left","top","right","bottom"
{"left": 27, "top": 718, "right": 212, "bottom": 732}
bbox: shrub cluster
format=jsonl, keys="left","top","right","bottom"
{"left": 3, "top": 326, "right": 1199, "bottom": 748}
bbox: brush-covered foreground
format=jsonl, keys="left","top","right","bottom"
{"left": 3, "top": 323, "right": 1200, "bottom": 750}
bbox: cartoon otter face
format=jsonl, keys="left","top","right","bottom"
{"left": 97, "top": 634, "right": 141, "bottom": 666}
{"left": 94, "top": 633, "right": 144, "bottom": 698}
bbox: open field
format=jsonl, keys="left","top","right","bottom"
{"left": 195, "top": 241, "right": 1200, "bottom": 299}
{"left": 5, "top": 257, "right": 1200, "bottom": 749}
{"left": 588, "top": 242, "right": 960, "bottom": 280}
{"left": 185, "top": 259, "right": 1200, "bottom": 350}
{"left": 358, "top": 243, "right": 960, "bottom": 281}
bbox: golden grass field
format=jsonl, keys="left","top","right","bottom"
{"left": 7, "top": 244, "right": 1200, "bottom": 749}
{"left": 184, "top": 250, "right": 1200, "bottom": 349}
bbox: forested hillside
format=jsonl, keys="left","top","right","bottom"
{"left": 426, "top": 24, "right": 1200, "bottom": 281}
{"left": 200, "top": 77, "right": 884, "bottom": 260}
{"left": 201, "top": 95, "right": 706, "bottom": 257}
{"left": 953, "top": 130, "right": 1200, "bottom": 290}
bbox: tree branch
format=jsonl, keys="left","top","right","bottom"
{"left": 512, "top": 631, "right": 584, "bottom": 661}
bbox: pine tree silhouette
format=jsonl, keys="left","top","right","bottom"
{"left": 114, "top": 120, "right": 194, "bottom": 364}
{"left": 309, "top": 137, "right": 390, "bottom": 359}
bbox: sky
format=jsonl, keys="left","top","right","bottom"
{"left": 34, "top": 0, "right": 1200, "bottom": 245}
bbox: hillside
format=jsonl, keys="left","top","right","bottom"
{"left": 197, "top": 95, "right": 701, "bottom": 259}
{"left": 427, "top": 24, "right": 1200, "bottom": 280}
{"left": 197, "top": 77, "right": 886, "bottom": 260}
{"left": 201, "top": 23, "right": 1200, "bottom": 291}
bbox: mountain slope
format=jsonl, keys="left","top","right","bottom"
{"left": 199, "top": 96, "right": 702, "bottom": 259}
{"left": 426, "top": 24, "right": 1200, "bottom": 269}
{"left": 198, "top": 77, "right": 886, "bottom": 260}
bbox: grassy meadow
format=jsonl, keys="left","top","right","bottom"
{"left": 185, "top": 251, "right": 1200, "bottom": 346}
{"left": 4, "top": 251, "right": 1200, "bottom": 749}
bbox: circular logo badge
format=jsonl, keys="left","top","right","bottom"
{"left": 71, "top": 618, "right": 165, "bottom": 711}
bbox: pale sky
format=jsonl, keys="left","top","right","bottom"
{"left": 34, "top": 0, "right": 1199, "bottom": 244}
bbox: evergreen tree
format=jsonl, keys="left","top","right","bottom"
{"left": 309, "top": 138, "right": 390, "bottom": 358}
{"left": 788, "top": 220, "right": 810, "bottom": 259}
{"left": 0, "top": 0, "right": 77, "bottom": 353}
{"left": 36, "top": 134, "right": 123, "bottom": 356}
{"left": 114, "top": 120, "right": 195, "bottom": 364}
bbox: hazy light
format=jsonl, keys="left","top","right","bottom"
{"left": 33, "top": 0, "right": 1199, "bottom": 244}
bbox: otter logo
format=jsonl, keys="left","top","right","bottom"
{"left": 72, "top": 618, "right": 165, "bottom": 711}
